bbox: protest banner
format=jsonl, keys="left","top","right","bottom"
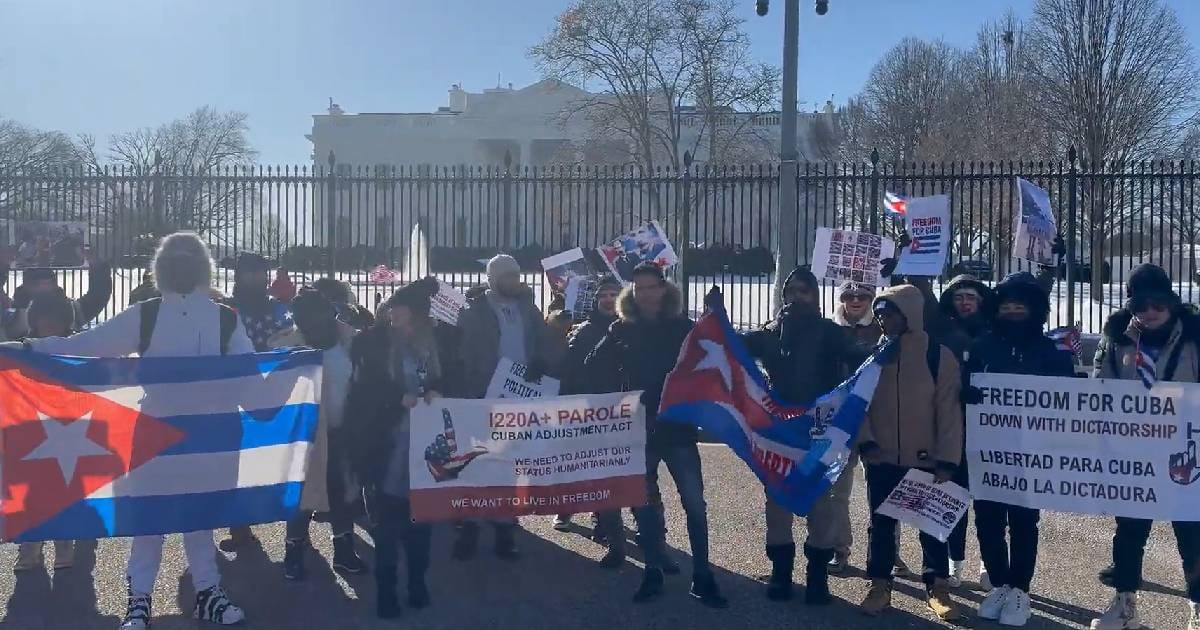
{"left": 564, "top": 275, "right": 600, "bottom": 322}
{"left": 968, "top": 373, "right": 1200, "bottom": 520}
{"left": 430, "top": 280, "right": 467, "bottom": 325}
{"left": 10, "top": 221, "right": 88, "bottom": 268}
{"left": 875, "top": 469, "right": 969, "bottom": 542}
{"left": 485, "top": 357, "right": 561, "bottom": 399}
{"left": 541, "top": 247, "right": 595, "bottom": 293}
{"left": 599, "top": 221, "right": 679, "bottom": 282}
{"left": 1014, "top": 178, "right": 1058, "bottom": 266}
{"left": 408, "top": 393, "right": 647, "bottom": 521}
{"left": 893, "top": 194, "right": 951, "bottom": 278}
{"left": 811, "top": 227, "right": 895, "bottom": 287}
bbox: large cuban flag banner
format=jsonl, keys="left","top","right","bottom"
{"left": 659, "top": 290, "right": 890, "bottom": 516}
{"left": 0, "top": 348, "right": 321, "bottom": 543}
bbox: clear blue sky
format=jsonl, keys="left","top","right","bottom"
{"left": 2, "top": 0, "right": 1198, "bottom": 164}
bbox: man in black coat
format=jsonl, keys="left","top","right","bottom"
{"left": 585, "top": 264, "right": 728, "bottom": 608}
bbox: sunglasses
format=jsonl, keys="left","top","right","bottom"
{"left": 841, "top": 294, "right": 872, "bottom": 303}
{"left": 1131, "top": 298, "right": 1170, "bottom": 314}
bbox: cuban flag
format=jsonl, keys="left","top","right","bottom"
{"left": 0, "top": 348, "right": 321, "bottom": 543}
{"left": 1047, "top": 326, "right": 1082, "bottom": 358}
{"left": 884, "top": 192, "right": 908, "bottom": 218}
{"left": 658, "top": 290, "right": 891, "bottom": 516}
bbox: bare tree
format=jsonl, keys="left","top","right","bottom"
{"left": 0, "top": 118, "right": 83, "bottom": 221}
{"left": 1026, "top": 0, "right": 1199, "bottom": 293}
{"left": 75, "top": 107, "right": 258, "bottom": 245}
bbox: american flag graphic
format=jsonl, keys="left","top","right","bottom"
{"left": 1047, "top": 326, "right": 1082, "bottom": 358}
{"left": 1135, "top": 344, "right": 1160, "bottom": 389}
{"left": 884, "top": 192, "right": 908, "bottom": 217}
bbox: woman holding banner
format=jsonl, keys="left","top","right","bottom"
{"left": 1089, "top": 264, "right": 1200, "bottom": 630}
{"left": 344, "top": 278, "right": 443, "bottom": 619}
{"left": 960, "top": 272, "right": 1076, "bottom": 626}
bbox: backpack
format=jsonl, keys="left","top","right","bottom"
{"left": 137, "top": 298, "right": 238, "bottom": 356}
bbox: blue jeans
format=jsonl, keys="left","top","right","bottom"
{"left": 633, "top": 442, "right": 710, "bottom": 578}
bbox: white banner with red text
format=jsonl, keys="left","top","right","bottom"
{"left": 967, "top": 373, "right": 1200, "bottom": 520}
{"left": 408, "top": 392, "right": 647, "bottom": 521}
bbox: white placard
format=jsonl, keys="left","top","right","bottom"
{"left": 875, "top": 469, "right": 970, "bottom": 542}
{"left": 541, "top": 248, "right": 595, "bottom": 293}
{"left": 811, "top": 227, "right": 895, "bottom": 287}
{"left": 598, "top": 221, "right": 679, "bottom": 283}
{"left": 968, "top": 373, "right": 1200, "bottom": 520}
{"left": 1014, "top": 178, "right": 1058, "bottom": 266}
{"left": 430, "top": 280, "right": 467, "bottom": 326}
{"left": 485, "top": 357, "right": 561, "bottom": 399}
{"left": 893, "top": 194, "right": 951, "bottom": 277}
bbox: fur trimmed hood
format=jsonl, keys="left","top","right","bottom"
{"left": 153, "top": 232, "right": 214, "bottom": 295}
{"left": 833, "top": 303, "right": 875, "bottom": 327}
{"left": 939, "top": 274, "right": 994, "bottom": 320}
{"left": 616, "top": 280, "right": 683, "bottom": 323}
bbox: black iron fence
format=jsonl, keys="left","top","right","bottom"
{"left": 1, "top": 149, "right": 1196, "bottom": 333}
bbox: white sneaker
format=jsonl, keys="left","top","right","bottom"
{"left": 1000, "top": 588, "right": 1032, "bottom": 626}
{"left": 948, "top": 559, "right": 965, "bottom": 588}
{"left": 980, "top": 568, "right": 993, "bottom": 591}
{"left": 194, "top": 585, "right": 245, "bottom": 625}
{"left": 1090, "top": 592, "right": 1139, "bottom": 630}
{"left": 1188, "top": 602, "right": 1200, "bottom": 630}
{"left": 552, "top": 514, "right": 573, "bottom": 531}
{"left": 979, "top": 586, "right": 1012, "bottom": 620}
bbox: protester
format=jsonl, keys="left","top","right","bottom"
{"left": 453, "top": 254, "right": 564, "bottom": 559}
{"left": 268, "top": 267, "right": 297, "bottom": 303}
{"left": 128, "top": 270, "right": 160, "bottom": 305}
{"left": 858, "top": 284, "right": 963, "bottom": 621}
{"left": 270, "top": 288, "right": 367, "bottom": 581}
{"left": 741, "top": 267, "right": 860, "bottom": 604}
{"left": 3, "top": 258, "right": 113, "bottom": 339}
{"left": 344, "top": 278, "right": 443, "bottom": 619}
{"left": 16, "top": 232, "right": 253, "bottom": 629}
{"left": 546, "top": 305, "right": 577, "bottom": 531}
{"left": 585, "top": 263, "right": 727, "bottom": 608}
{"left": 556, "top": 275, "right": 623, "bottom": 543}
{"left": 961, "top": 272, "right": 1076, "bottom": 626}
{"left": 13, "top": 290, "right": 78, "bottom": 573}
{"left": 220, "top": 252, "right": 293, "bottom": 552}
{"left": 312, "top": 277, "right": 375, "bottom": 331}
{"left": 1089, "top": 263, "right": 1200, "bottom": 630}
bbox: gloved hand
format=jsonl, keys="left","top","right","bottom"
{"left": 1051, "top": 233, "right": 1066, "bottom": 257}
{"left": 934, "top": 461, "right": 957, "bottom": 484}
{"left": 879, "top": 257, "right": 898, "bottom": 278}
{"left": 704, "top": 285, "right": 723, "bottom": 310}
{"left": 960, "top": 385, "right": 984, "bottom": 405}
{"left": 895, "top": 231, "right": 912, "bottom": 250}
{"left": 524, "top": 358, "right": 548, "bottom": 383}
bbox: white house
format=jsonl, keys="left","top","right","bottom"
{"left": 305, "top": 80, "right": 838, "bottom": 249}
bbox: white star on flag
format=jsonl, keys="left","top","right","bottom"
{"left": 694, "top": 339, "right": 733, "bottom": 391}
{"left": 22, "top": 411, "right": 112, "bottom": 485}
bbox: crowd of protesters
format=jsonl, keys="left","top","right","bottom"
{"left": 3, "top": 230, "right": 1199, "bottom": 630}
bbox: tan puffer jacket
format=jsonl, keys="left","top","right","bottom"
{"left": 859, "top": 284, "right": 963, "bottom": 469}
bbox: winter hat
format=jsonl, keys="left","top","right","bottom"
{"left": 1126, "top": 264, "right": 1175, "bottom": 301}
{"left": 386, "top": 276, "right": 440, "bottom": 314}
{"left": 235, "top": 252, "right": 273, "bottom": 274}
{"left": 783, "top": 266, "right": 818, "bottom": 292}
{"left": 22, "top": 267, "right": 56, "bottom": 284}
{"left": 838, "top": 280, "right": 875, "bottom": 299}
{"left": 27, "top": 291, "right": 75, "bottom": 333}
{"left": 595, "top": 274, "right": 623, "bottom": 292}
{"left": 486, "top": 254, "right": 521, "bottom": 287}
{"left": 994, "top": 272, "right": 1051, "bottom": 324}
{"left": 630, "top": 262, "right": 665, "bottom": 282}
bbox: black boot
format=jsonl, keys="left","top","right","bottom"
{"left": 633, "top": 567, "right": 665, "bottom": 603}
{"left": 406, "top": 541, "right": 431, "bottom": 609}
{"left": 1098, "top": 563, "right": 1116, "bottom": 588}
{"left": 283, "top": 539, "right": 306, "bottom": 581}
{"left": 494, "top": 524, "right": 520, "bottom": 560}
{"left": 332, "top": 532, "right": 368, "bottom": 575}
{"left": 451, "top": 522, "right": 478, "bottom": 561}
{"left": 765, "top": 543, "right": 795, "bottom": 601}
{"left": 804, "top": 544, "right": 835, "bottom": 606}
{"left": 375, "top": 564, "right": 401, "bottom": 619}
{"left": 690, "top": 573, "right": 730, "bottom": 609}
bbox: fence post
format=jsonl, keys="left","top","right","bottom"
{"left": 1066, "top": 146, "right": 1078, "bottom": 329}
{"left": 502, "top": 150, "right": 513, "bottom": 250}
{"left": 326, "top": 150, "right": 337, "bottom": 276}
{"left": 151, "top": 150, "right": 164, "bottom": 237}
{"left": 679, "top": 153, "right": 693, "bottom": 316}
{"left": 869, "top": 148, "right": 880, "bottom": 234}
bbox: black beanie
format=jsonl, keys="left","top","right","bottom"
{"left": 386, "top": 276, "right": 440, "bottom": 313}
{"left": 1126, "top": 264, "right": 1174, "bottom": 300}
{"left": 783, "top": 265, "right": 818, "bottom": 291}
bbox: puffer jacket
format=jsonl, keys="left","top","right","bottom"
{"left": 860, "top": 284, "right": 963, "bottom": 470}
{"left": 966, "top": 273, "right": 1076, "bottom": 381}
{"left": 743, "top": 303, "right": 857, "bottom": 406}
{"left": 937, "top": 274, "right": 995, "bottom": 361}
{"left": 561, "top": 310, "right": 618, "bottom": 394}
{"left": 584, "top": 281, "right": 696, "bottom": 447}
{"left": 1094, "top": 307, "right": 1200, "bottom": 384}
{"left": 833, "top": 303, "right": 882, "bottom": 364}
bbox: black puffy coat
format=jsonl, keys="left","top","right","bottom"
{"left": 965, "top": 273, "right": 1075, "bottom": 380}
{"left": 561, "top": 310, "right": 617, "bottom": 394}
{"left": 743, "top": 303, "right": 857, "bottom": 406}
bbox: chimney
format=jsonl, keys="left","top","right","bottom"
{"left": 448, "top": 84, "right": 468, "bottom": 113}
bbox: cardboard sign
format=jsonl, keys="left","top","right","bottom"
{"left": 811, "top": 227, "right": 895, "bottom": 287}
{"left": 893, "top": 194, "right": 951, "bottom": 277}
{"left": 1014, "top": 178, "right": 1058, "bottom": 266}
{"left": 876, "top": 469, "right": 969, "bottom": 542}
{"left": 430, "top": 280, "right": 467, "bottom": 326}
{"left": 484, "top": 358, "right": 561, "bottom": 399}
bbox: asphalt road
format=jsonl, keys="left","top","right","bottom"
{"left": 0, "top": 445, "right": 1192, "bottom": 630}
